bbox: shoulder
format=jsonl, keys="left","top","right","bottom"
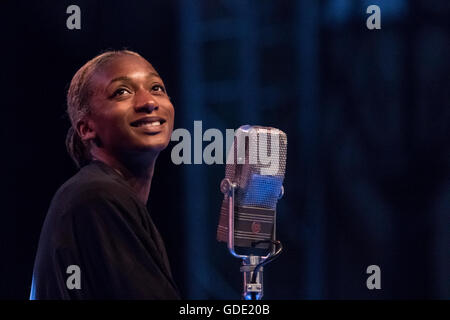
{"left": 48, "top": 163, "right": 142, "bottom": 220}
{"left": 56, "top": 176, "right": 123, "bottom": 208}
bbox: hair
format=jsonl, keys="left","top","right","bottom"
{"left": 65, "top": 50, "right": 143, "bottom": 168}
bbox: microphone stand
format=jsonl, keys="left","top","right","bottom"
{"left": 221, "top": 179, "right": 283, "bottom": 300}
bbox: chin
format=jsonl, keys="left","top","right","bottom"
{"left": 138, "top": 140, "right": 170, "bottom": 153}
{"left": 125, "top": 132, "right": 172, "bottom": 154}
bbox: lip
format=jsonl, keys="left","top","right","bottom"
{"left": 130, "top": 116, "right": 167, "bottom": 134}
{"left": 130, "top": 116, "right": 166, "bottom": 127}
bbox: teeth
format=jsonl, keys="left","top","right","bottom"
{"left": 137, "top": 120, "right": 161, "bottom": 127}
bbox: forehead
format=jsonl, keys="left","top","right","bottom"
{"left": 90, "top": 55, "right": 160, "bottom": 88}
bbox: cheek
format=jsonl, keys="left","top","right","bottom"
{"left": 93, "top": 112, "right": 128, "bottom": 139}
{"left": 168, "top": 104, "right": 175, "bottom": 127}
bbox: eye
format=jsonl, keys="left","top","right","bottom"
{"left": 112, "top": 88, "right": 131, "bottom": 98}
{"left": 151, "top": 84, "right": 166, "bottom": 93}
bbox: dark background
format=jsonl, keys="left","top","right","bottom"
{"left": 1, "top": 0, "right": 449, "bottom": 299}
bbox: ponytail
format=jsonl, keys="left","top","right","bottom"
{"left": 65, "top": 126, "right": 91, "bottom": 168}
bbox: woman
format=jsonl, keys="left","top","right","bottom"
{"left": 30, "top": 50, "right": 180, "bottom": 299}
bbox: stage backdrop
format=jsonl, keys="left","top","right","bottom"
{"left": 1, "top": 0, "right": 449, "bottom": 299}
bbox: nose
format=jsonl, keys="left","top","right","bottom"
{"left": 135, "top": 90, "right": 159, "bottom": 113}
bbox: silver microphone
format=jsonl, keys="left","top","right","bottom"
{"left": 216, "top": 125, "right": 287, "bottom": 299}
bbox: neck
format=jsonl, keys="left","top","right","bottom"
{"left": 91, "top": 148, "right": 158, "bottom": 205}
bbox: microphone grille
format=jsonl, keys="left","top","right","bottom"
{"left": 224, "top": 126, "right": 287, "bottom": 209}
{"left": 218, "top": 125, "right": 287, "bottom": 249}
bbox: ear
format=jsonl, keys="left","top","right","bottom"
{"left": 76, "top": 119, "right": 97, "bottom": 142}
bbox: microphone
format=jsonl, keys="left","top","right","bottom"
{"left": 216, "top": 125, "right": 287, "bottom": 299}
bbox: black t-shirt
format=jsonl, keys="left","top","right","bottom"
{"left": 30, "top": 160, "right": 180, "bottom": 299}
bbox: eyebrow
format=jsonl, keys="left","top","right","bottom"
{"left": 108, "top": 72, "right": 162, "bottom": 85}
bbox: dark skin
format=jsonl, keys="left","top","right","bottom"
{"left": 77, "top": 54, "right": 175, "bottom": 205}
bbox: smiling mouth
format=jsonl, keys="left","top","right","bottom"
{"left": 130, "top": 118, "right": 166, "bottom": 128}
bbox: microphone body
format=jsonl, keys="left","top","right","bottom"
{"left": 217, "top": 125, "right": 287, "bottom": 250}
{"left": 216, "top": 125, "right": 287, "bottom": 299}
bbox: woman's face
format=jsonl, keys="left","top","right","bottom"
{"left": 85, "top": 54, "right": 174, "bottom": 157}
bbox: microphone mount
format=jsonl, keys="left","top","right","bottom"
{"left": 220, "top": 178, "right": 284, "bottom": 300}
